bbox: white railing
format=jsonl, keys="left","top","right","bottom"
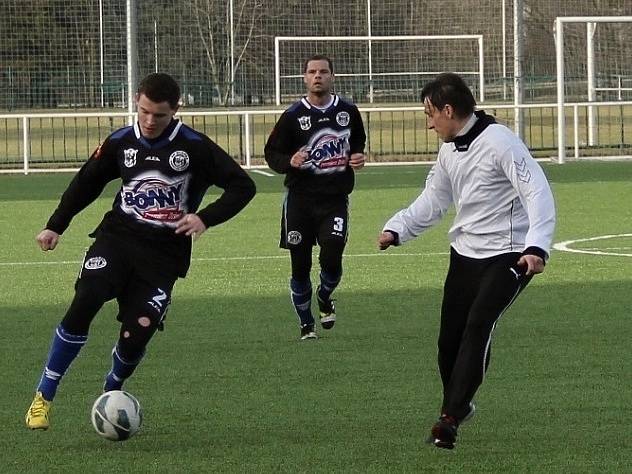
{"left": 1, "top": 101, "right": 631, "bottom": 174}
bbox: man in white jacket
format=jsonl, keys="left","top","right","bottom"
{"left": 378, "top": 73, "right": 556, "bottom": 450}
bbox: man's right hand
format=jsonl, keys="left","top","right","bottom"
{"left": 377, "top": 231, "right": 396, "bottom": 250}
{"left": 290, "top": 149, "right": 309, "bottom": 168}
{"left": 36, "top": 229, "right": 60, "bottom": 251}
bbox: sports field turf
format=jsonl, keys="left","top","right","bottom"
{"left": 1, "top": 162, "right": 631, "bottom": 472}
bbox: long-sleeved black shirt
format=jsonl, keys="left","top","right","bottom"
{"left": 46, "top": 119, "right": 256, "bottom": 277}
{"left": 264, "top": 95, "right": 366, "bottom": 196}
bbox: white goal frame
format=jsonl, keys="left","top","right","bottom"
{"left": 555, "top": 16, "right": 632, "bottom": 163}
{"left": 274, "top": 35, "right": 485, "bottom": 105}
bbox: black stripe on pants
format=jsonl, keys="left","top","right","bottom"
{"left": 438, "top": 247, "right": 532, "bottom": 420}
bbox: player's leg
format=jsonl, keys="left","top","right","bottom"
{"left": 427, "top": 248, "right": 480, "bottom": 448}
{"left": 27, "top": 240, "right": 123, "bottom": 429}
{"left": 281, "top": 192, "right": 317, "bottom": 339}
{"left": 104, "top": 277, "right": 175, "bottom": 391}
{"left": 289, "top": 245, "right": 317, "bottom": 339}
{"left": 437, "top": 248, "right": 479, "bottom": 410}
{"left": 442, "top": 252, "right": 531, "bottom": 421}
{"left": 315, "top": 196, "right": 349, "bottom": 329}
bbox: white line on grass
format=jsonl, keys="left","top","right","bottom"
{"left": 553, "top": 233, "right": 632, "bottom": 257}
{"left": 0, "top": 251, "right": 449, "bottom": 268}
{"left": 580, "top": 247, "right": 632, "bottom": 251}
{"left": 251, "top": 169, "right": 275, "bottom": 177}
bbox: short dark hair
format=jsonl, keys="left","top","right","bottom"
{"left": 421, "top": 73, "right": 476, "bottom": 118}
{"left": 137, "top": 73, "right": 181, "bottom": 109}
{"left": 303, "top": 54, "right": 334, "bottom": 74}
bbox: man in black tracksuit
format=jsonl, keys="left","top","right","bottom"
{"left": 265, "top": 54, "right": 367, "bottom": 340}
{"left": 26, "top": 73, "right": 256, "bottom": 430}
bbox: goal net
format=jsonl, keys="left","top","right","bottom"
{"left": 554, "top": 16, "right": 632, "bottom": 162}
{"left": 274, "top": 35, "right": 484, "bottom": 105}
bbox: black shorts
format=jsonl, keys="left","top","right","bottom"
{"left": 280, "top": 192, "right": 349, "bottom": 249}
{"left": 78, "top": 235, "right": 177, "bottom": 324}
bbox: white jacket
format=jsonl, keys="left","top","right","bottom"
{"left": 383, "top": 113, "right": 556, "bottom": 259}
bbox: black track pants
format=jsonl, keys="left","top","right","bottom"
{"left": 438, "top": 247, "right": 533, "bottom": 420}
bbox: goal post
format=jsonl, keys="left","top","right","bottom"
{"left": 274, "top": 35, "right": 484, "bottom": 105}
{"left": 555, "top": 16, "right": 632, "bottom": 163}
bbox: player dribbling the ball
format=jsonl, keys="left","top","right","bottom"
{"left": 25, "top": 73, "right": 255, "bottom": 431}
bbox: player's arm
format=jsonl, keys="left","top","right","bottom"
{"left": 348, "top": 105, "right": 367, "bottom": 170}
{"left": 190, "top": 139, "right": 256, "bottom": 235}
{"left": 38, "top": 140, "right": 120, "bottom": 250}
{"left": 378, "top": 158, "right": 452, "bottom": 250}
{"left": 264, "top": 112, "right": 300, "bottom": 173}
{"left": 497, "top": 139, "right": 556, "bottom": 274}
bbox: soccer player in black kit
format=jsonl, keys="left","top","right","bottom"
{"left": 26, "top": 73, "right": 255, "bottom": 430}
{"left": 265, "top": 55, "right": 367, "bottom": 340}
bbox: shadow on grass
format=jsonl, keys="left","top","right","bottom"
{"left": 2, "top": 280, "right": 630, "bottom": 472}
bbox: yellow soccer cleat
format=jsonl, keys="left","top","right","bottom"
{"left": 26, "top": 392, "right": 51, "bottom": 430}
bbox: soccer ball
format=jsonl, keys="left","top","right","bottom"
{"left": 91, "top": 390, "right": 143, "bottom": 441}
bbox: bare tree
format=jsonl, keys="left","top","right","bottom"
{"left": 187, "top": 0, "right": 265, "bottom": 105}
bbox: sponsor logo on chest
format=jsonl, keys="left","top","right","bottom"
{"left": 122, "top": 176, "right": 187, "bottom": 224}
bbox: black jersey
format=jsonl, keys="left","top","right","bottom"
{"left": 46, "top": 119, "right": 256, "bottom": 277}
{"left": 264, "top": 95, "right": 366, "bottom": 196}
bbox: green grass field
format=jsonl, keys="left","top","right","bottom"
{"left": 1, "top": 162, "right": 631, "bottom": 472}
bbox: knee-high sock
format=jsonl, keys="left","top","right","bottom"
{"left": 290, "top": 277, "right": 313, "bottom": 327}
{"left": 318, "top": 270, "right": 341, "bottom": 302}
{"left": 36, "top": 324, "right": 88, "bottom": 401}
{"left": 103, "top": 343, "right": 145, "bottom": 391}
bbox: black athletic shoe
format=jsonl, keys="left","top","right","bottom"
{"left": 300, "top": 324, "right": 317, "bottom": 341}
{"left": 316, "top": 286, "right": 336, "bottom": 329}
{"left": 429, "top": 414, "right": 458, "bottom": 450}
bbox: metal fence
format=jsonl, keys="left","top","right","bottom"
{"left": 2, "top": 1, "right": 632, "bottom": 110}
{"left": 2, "top": 102, "right": 631, "bottom": 173}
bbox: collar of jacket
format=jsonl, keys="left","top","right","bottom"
{"left": 452, "top": 110, "right": 496, "bottom": 152}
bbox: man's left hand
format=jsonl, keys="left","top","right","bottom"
{"left": 175, "top": 213, "right": 207, "bottom": 240}
{"left": 517, "top": 254, "right": 545, "bottom": 275}
{"left": 349, "top": 153, "right": 366, "bottom": 170}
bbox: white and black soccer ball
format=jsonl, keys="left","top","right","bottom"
{"left": 91, "top": 390, "right": 142, "bottom": 441}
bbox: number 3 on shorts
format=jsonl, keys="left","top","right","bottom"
{"left": 333, "top": 217, "right": 344, "bottom": 232}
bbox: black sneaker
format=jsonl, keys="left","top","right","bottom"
{"left": 429, "top": 414, "right": 458, "bottom": 450}
{"left": 316, "top": 286, "right": 336, "bottom": 329}
{"left": 300, "top": 324, "right": 317, "bottom": 341}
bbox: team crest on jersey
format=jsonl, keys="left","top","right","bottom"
{"left": 84, "top": 256, "right": 107, "bottom": 270}
{"left": 287, "top": 231, "right": 302, "bottom": 245}
{"left": 336, "top": 111, "right": 350, "bottom": 126}
{"left": 298, "top": 116, "right": 311, "bottom": 130}
{"left": 123, "top": 148, "right": 138, "bottom": 168}
{"left": 169, "top": 150, "right": 190, "bottom": 171}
